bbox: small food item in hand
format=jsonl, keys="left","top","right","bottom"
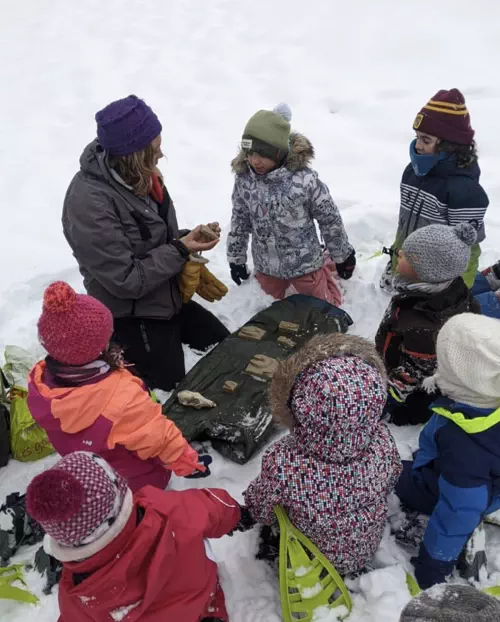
{"left": 207, "top": 222, "right": 221, "bottom": 235}
{"left": 238, "top": 326, "right": 266, "bottom": 341}
{"left": 199, "top": 225, "right": 220, "bottom": 242}
{"left": 178, "top": 391, "right": 217, "bottom": 409}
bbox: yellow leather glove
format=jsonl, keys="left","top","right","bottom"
{"left": 178, "top": 255, "right": 207, "bottom": 304}
{"left": 196, "top": 264, "right": 228, "bottom": 302}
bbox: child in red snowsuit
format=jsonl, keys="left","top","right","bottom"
{"left": 26, "top": 451, "right": 241, "bottom": 622}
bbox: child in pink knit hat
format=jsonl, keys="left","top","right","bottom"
{"left": 28, "top": 281, "right": 209, "bottom": 492}
{"left": 26, "top": 451, "right": 241, "bottom": 622}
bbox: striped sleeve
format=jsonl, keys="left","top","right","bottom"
{"left": 447, "top": 178, "right": 489, "bottom": 228}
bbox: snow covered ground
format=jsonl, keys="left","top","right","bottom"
{"left": 1, "top": 0, "right": 500, "bottom": 619}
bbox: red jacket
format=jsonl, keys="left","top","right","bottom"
{"left": 57, "top": 486, "right": 241, "bottom": 622}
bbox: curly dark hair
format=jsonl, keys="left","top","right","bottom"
{"left": 437, "top": 140, "right": 478, "bottom": 168}
{"left": 101, "top": 343, "right": 128, "bottom": 371}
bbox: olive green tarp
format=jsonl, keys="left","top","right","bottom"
{"left": 163, "top": 295, "right": 352, "bottom": 464}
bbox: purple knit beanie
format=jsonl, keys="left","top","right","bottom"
{"left": 95, "top": 95, "right": 162, "bottom": 156}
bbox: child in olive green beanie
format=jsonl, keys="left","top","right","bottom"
{"left": 227, "top": 103, "right": 355, "bottom": 307}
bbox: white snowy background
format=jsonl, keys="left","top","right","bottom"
{"left": 1, "top": 0, "right": 500, "bottom": 620}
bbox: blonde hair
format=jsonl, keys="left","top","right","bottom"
{"left": 109, "top": 143, "right": 157, "bottom": 196}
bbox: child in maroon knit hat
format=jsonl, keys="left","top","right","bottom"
{"left": 381, "top": 88, "right": 489, "bottom": 292}
{"left": 26, "top": 451, "right": 241, "bottom": 622}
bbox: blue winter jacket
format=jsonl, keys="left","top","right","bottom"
{"left": 412, "top": 397, "right": 500, "bottom": 587}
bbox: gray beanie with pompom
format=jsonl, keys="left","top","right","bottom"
{"left": 402, "top": 222, "right": 477, "bottom": 283}
{"left": 400, "top": 584, "right": 500, "bottom": 622}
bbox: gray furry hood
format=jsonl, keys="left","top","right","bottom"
{"left": 231, "top": 132, "right": 315, "bottom": 175}
{"left": 270, "top": 333, "right": 388, "bottom": 430}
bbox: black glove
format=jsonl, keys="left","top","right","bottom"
{"left": 230, "top": 263, "right": 250, "bottom": 286}
{"left": 237, "top": 505, "right": 257, "bottom": 532}
{"left": 336, "top": 250, "right": 356, "bottom": 280}
{"left": 185, "top": 454, "right": 213, "bottom": 479}
{"left": 228, "top": 505, "right": 257, "bottom": 535}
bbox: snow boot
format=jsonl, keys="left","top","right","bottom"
{"left": 256, "top": 524, "right": 280, "bottom": 566}
{"left": 0, "top": 493, "right": 44, "bottom": 565}
{"left": 457, "top": 522, "right": 488, "bottom": 584}
{"left": 393, "top": 507, "right": 429, "bottom": 556}
{"left": 379, "top": 259, "right": 396, "bottom": 294}
{"left": 33, "top": 547, "right": 62, "bottom": 595}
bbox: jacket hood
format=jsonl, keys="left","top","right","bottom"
{"left": 79, "top": 139, "right": 110, "bottom": 183}
{"left": 432, "top": 156, "right": 481, "bottom": 181}
{"left": 270, "top": 334, "right": 388, "bottom": 462}
{"left": 231, "top": 132, "right": 314, "bottom": 174}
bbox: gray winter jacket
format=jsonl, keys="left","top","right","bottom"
{"left": 227, "top": 133, "right": 353, "bottom": 280}
{"left": 62, "top": 140, "right": 187, "bottom": 319}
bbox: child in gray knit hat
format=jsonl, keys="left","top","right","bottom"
{"left": 400, "top": 585, "right": 500, "bottom": 621}
{"left": 399, "top": 222, "right": 478, "bottom": 284}
{"left": 375, "top": 222, "right": 479, "bottom": 426}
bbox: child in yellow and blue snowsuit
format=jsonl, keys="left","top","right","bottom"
{"left": 396, "top": 313, "right": 500, "bottom": 589}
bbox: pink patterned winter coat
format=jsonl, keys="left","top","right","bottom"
{"left": 244, "top": 333, "right": 402, "bottom": 574}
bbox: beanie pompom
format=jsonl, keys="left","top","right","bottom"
{"left": 454, "top": 222, "right": 478, "bottom": 247}
{"left": 273, "top": 102, "right": 292, "bottom": 123}
{"left": 43, "top": 281, "right": 77, "bottom": 314}
{"left": 26, "top": 469, "right": 84, "bottom": 523}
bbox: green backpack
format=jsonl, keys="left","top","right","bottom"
{"left": 2, "top": 346, "right": 54, "bottom": 462}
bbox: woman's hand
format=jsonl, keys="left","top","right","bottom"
{"left": 180, "top": 225, "right": 220, "bottom": 253}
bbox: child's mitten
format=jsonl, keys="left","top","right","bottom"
{"left": 230, "top": 264, "right": 250, "bottom": 286}
{"left": 185, "top": 454, "right": 213, "bottom": 479}
{"left": 336, "top": 249, "right": 356, "bottom": 280}
{"left": 237, "top": 506, "right": 257, "bottom": 532}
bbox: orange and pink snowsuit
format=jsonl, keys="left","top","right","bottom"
{"left": 28, "top": 362, "right": 202, "bottom": 491}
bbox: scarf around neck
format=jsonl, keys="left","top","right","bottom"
{"left": 393, "top": 276, "right": 454, "bottom": 295}
{"left": 409, "top": 139, "right": 448, "bottom": 177}
{"left": 45, "top": 357, "right": 111, "bottom": 387}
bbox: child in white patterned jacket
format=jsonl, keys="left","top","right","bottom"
{"left": 227, "top": 103, "right": 356, "bottom": 307}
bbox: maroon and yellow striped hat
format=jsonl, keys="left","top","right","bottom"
{"left": 413, "top": 88, "right": 475, "bottom": 145}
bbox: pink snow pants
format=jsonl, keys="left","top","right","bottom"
{"left": 256, "top": 263, "right": 343, "bottom": 307}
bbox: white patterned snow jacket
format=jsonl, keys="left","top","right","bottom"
{"left": 227, "top": 133, "right": 353, "bottom": 280}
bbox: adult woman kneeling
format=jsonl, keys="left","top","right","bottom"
{"left": 62, "top": 95, "right": 229, "bottom": 390}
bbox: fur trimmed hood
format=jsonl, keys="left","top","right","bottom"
{"left": 270, "top": 333, "right": 388, "bottom": 430}
{"left": 231, "top": 132, "right": 314, "bottom": 175}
